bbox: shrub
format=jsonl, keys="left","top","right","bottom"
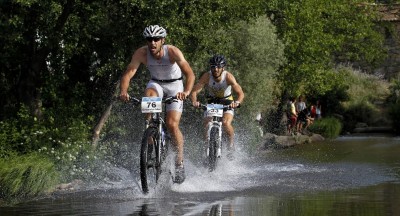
{"left": 309, "top": 117, "right": 342, "bottom": 139}
{"left": 37, "top": 138, "right": 109, "bottom": 183}
{"left": 342, "top": 100, "right": 379, "bottom": 133}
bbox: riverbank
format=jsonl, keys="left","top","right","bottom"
{"left": 261, "top": 126, "right": 396, "bottom": 150}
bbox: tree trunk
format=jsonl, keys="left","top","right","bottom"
{"left": 92, "top": 81, "right": 120, "bottom": 147}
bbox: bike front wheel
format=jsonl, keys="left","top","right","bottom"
{"left": 140, "top": 127, "right": 160, "bottom": 194}
{"left": 208, "top": 127, "right": 219, "bottom": 172}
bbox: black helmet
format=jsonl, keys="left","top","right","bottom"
{"left": 209, "top": 55, "right": 226, "bottom": 67}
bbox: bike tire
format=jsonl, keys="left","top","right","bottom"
{"left": 140, "top": 127, "right": 160, "bottom": 194}
{"left": 208, "top": 127, "right": 219, "bottom": 172}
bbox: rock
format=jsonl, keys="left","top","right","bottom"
{"left": 261, "top": 132, "right": 324, "bottom": 149}
{"left": 56, "top": 179, "right": 83, "bottom": 191}
{"left": 310, "top": 134, "right": 325, "bottom": 142}
{"left": 355, "top": 122, "right": 368, "bottom": 128}
{"left": 274, "top": 135, "right": 297, "bottom": 148}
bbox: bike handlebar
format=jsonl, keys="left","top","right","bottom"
{"left": 124, "top": 96, "right": 179, "bottom": 106}
{"left": 197, "top": 103, "right": 240, "bottom": 111}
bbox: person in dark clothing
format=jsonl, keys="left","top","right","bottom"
{"left": 297, "top": 107, "right": 314, "bottom": 134}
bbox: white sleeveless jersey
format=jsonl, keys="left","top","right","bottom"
{"left": 207, "top": 70, "right": 233, "bottom": 99}
{"left": 147, "top": 45, "right": 182, "bottom": 80}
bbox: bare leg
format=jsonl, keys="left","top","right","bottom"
{"left": 166, "top": 110, "right": 184, "bottom": 166}
{"left": 222, "top": 113, "right": 235, "bottom": 149}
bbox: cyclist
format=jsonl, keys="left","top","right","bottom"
{"left": 190, "top": 54, "right": 244, "bottom": 159}
{"left": 120, "top": 25, "right": 195, "bottom": 183}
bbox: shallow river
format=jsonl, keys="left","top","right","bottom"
{"left": 1, "top": 135, "right": 400, "bottom": 215}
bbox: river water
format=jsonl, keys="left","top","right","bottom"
{"left": 1, "top": 135, "right": 399, "bottom": 215}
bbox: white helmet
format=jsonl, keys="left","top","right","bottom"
{"left": 143, "top": 25, "right": 167, "bottom": 38}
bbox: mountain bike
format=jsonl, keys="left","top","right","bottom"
{"left": 130, "top": 96, "right": 177, "bottom": 194}
{"left": 198, "top": 103, "right": 232, "bottom": 172}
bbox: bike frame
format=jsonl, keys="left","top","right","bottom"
{"left": 200, "top": 103, "right": 230, "bottom": 171}
{"left": 206, "top": 115, "right": 223, "bottom": 158}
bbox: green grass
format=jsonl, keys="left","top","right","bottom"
{"left": 309, "top": 117, "right": 342, "bottom": 139}
{"left": 0, "top": 153, "right": 59, "bottom": 200}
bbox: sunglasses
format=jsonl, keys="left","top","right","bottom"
{"left": 146, "top": 37, "right": 162, "bottom": 42}
{"left": 210, "top": 65, "right": 223, "bottom": 69}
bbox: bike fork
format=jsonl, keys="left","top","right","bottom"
{"left": 207, "top": 122, "right": 223, "bottom": 158}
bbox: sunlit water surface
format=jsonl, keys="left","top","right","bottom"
{"left": 1, "top": 135, "right": 400, "bottom": 216}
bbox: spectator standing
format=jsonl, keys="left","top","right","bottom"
{"left": 286, "top": 97, "right": 297, "bottom": 135}
{"left": 296, "top": 96, "right": 306, "bottom": 132}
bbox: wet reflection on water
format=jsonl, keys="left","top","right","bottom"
{"left": 1, "top": 136, "right": 399, "bottom": 215}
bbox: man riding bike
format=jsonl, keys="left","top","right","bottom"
{"left": 190, "top": 54, "right": 244, "bottom": 159}
{"left": 119, "top": 25, "right": 195, "bottom": 183}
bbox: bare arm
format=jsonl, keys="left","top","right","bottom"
{"left": 119, "top": 47, "right": 147, "bottom": 101}
{"left": 168, "top": 45, "right": 195, "bottom": 100}
{"left": 226, "top": 72, "right": 244, "bottom": 108}
{"left": 190, "top": 72, "right": 209, "bottom": 107}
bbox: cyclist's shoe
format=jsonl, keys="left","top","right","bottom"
{"left": 173, "top": 164, "right": 186, "bottom": 184}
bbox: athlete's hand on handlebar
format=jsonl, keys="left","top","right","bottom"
{"left": 230, "top": 101, "right": 241, "bottom": 109}
{"left": 192, "top": 101, "right": 200, "bottom": 108}
{"left": 119, "top": 92, "right": 130, "bottom": 102}
{"left": 176, "top": 91, "right": 189, "bottom": 101}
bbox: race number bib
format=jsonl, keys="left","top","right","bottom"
{"left": 206, "top": 104, "right": 224, "bottom": 117}
{"left": 141, "top": 97, "right": 162, "bottom": 113}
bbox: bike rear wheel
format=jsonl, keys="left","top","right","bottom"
{"left": 208, "top": 127, "right": 219, "bottom": 172}
{"left": 140, "top": 127, "right": 160, "bottom": 194}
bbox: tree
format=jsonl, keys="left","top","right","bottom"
{"left": 264, "top": 0, "right": 386, "bottom": 96}
{"left": 0, "top": 0, "right": 265, "bottom": 121}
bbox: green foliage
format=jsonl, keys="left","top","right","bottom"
{"left": 265, "top": 0, "right": 386, "bottom": 96}
{"left": 0, "top": 105, "right": 52, "bottom": 155}
{"left": 309, "top": 117, "right": 342, "bottom": 139}
{"left": 228, "top": 16, "right": 285, "bottom": 115}
{"left": 341, "top": 67, "right": 390, "bottom": 105}
{"left": 38, "top": 139, "right": 102, "bottom": 183}
{"left": 182, "top": 15, "right": 285, "bottom": 122}
{"left": 332, "top": 66, "right": 391, "bottom": 132}
{"left": 0, "top": 104, "right": 91, "bottom": 156}
{"left": 387, "top": 79, "right": 400, "bottom": 104}
{"left": 0, "top": 153, "right": 59, "bottom": 199}
{"left": 342, "top": 100, "right": 380, "bottom": 133}
{"left": 307, "top": 67, "right": 351, "bottom": 116}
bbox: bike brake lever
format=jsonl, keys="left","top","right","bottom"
{"left": 164, "top": 96, "right": 179, "bottom": 104}
{"left": 132, "top": 97, "right": 140, "bottom": 105}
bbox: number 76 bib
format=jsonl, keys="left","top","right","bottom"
{"left": 141, "top": 97, "right": 162, "bottom": 113}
